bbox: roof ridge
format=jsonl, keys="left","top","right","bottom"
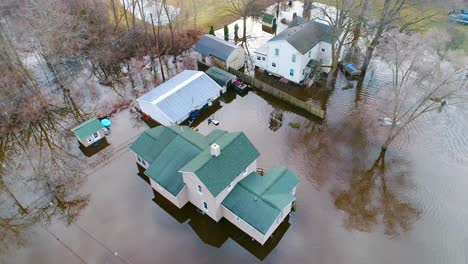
{"left": 258, "top": 167, "right": 288, "bottom": 197}
{"left": 72, "top": 117, "right": 98, "bottom": 131}
{"left": 171, "top": 126, "right": 207, "bottom": 150}
{"left": 194, "top": 132, "right": 242, "bottom": 175}
{"left": 235, "top": 180, "right": 282, "bottom": 211}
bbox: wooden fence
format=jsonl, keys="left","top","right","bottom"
{"left": 228, "top": 68, "right": 325, "bottom": 119}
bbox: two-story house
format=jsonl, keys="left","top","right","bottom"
{"left": 129, "top": 126, "right": 299, "bottom": 245}
{"left": 254, "top": 17, "right": 343, "bottom": 85}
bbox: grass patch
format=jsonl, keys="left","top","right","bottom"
{"left": 289, "top": 122, "right": 301, "bottom": 129}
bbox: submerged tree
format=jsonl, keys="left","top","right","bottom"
{"left": 226, "top": 0, "right": 264, "bottom": 45}
{"left": 234, "top": 23, "right": 240, "bottom": 43}
{"left": 209, "top": 25, "right": 215, "bottom": 35}
{"left": 374, "top": 31, "right": 467, "bottom": 157}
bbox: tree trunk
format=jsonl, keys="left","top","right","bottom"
{"left": 360, "top": 45, "right": 374, "bottom": 78}
{"left": 242, "top": 16, "right": 247, "bottom": 45}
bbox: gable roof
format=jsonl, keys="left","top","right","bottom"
{"left": 136, "top": 70, "right": 222, "bottom": 124}
{"left": 130, "top": 126, "right": 209, "bottom": 196}
{"left": 193, "top": 34, "right": 241, "bottom": 61}
{"left": 205, "top": 67, "right": 236, "bottom": 87}
{"left": 71, "top": 118, "right": 103, "bottom": 140}
{"left": 262, "top": 13, "right": 275, "bottom": 24}
{"left": 180, "top": 132, "right": 260, "bottom": 197}
{"left": 129, "top": 126, "right": 207, "bottom": 164}
{"left": 222, "top": 167, "right": 300, "bottom": 234}
{"left": 268, "top": 20, "right": 334, "bottom": 54}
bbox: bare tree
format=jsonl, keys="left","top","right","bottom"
{"left": 316, "top": 0, "right": 358, "bottom": 88}
{"left": 226, "top": 0, "right": 265, "bottom": 46}
{"left": 375, "top": 31, "right": 467, "bottom": 158}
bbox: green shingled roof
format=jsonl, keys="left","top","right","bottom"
{"left": 145, "top": 136, "right": 203, "bottom": 196}
{"left": 180, "top": 132, "right": 260, "bottom": 197}
{"left": 71, "top": 118, "right": 103, "bottom": 140}
{"left": 262, "top": 13, "right": 275, "bottom": 24}
{"left": 205, "top": 67, "right": 236, "bottom": 87}
{"left": 130, "top": 126, "right": 210, "bottom": 196}
{"left": 222, "top": 167, "right": 299, "bottom": 234}
{"left": 206, "top": 129, "right": 227, "bottom": 144}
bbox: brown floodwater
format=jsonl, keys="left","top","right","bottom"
{"left": 2, "top": 67, "right": 468, "bottom": 263}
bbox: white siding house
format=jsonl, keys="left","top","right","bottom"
{"left": 129, "top": 126, "right": 300, "bottom": 245}
{"left": 136, "top": 70, "right": 223, "bottom": 126}
{"left": 255, "top": 19, "right": 344, "bottom": 84}
{"left": 194, "top": 34, "right": 246, "bottom": 70}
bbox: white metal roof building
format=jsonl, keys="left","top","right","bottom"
{"left": 137, "top": 70, "right": 223, "bottom": 126}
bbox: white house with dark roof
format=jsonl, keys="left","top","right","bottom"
{"left": 193, "top": 34, "right": 246, "bottom": 70}
{"left": 254, "top": 17, "right": 344, "bottom": 84}
{"left": 136, "top": 70, "right": 224, "bottom": 126}
{"left": 129, "top": 126, "right": 300, "bottom": 245}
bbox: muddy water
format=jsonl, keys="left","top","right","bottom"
{"left": 2, "top": 70, "right": 468, "bottom": 263}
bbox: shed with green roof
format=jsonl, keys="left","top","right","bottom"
{"left": 205, "top": 67, "right": 236, "bottom": 90}
{"left": 261, "top": 13, "right": 277, "bottom": 27}
{"left": 71, "top": 118, "right": 105, "bottom": 147}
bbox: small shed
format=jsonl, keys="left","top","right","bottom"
{"left": 137, "top": 70, "right": 223, "bottom": 126}
{"left": 205, "top": 67, "right": 236, "bottom": 91}
{"left": 261, "top": 13, "right": 277, "bottom": 28}
{"left": 193, "top": 35, "right": 246, "bottom": 70}
{"left": 72, "top": 117, "right": 106, "bottom": 147}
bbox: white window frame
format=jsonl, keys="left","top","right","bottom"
{"left": 275, "top": 48, "right": 279, "bottom": 56}
{"left": 93, "top": 132, "right": 99, "bottom": 139}
{"left": 203, "top": 201, "right": 208, "bottom": 211}
{"left": 321, "top": 48, "right": 325, "bottom": 52}
{"left": 87, "top": 137, "right": 94, "bottom": 143}
{"left": 308, "top": 51, "right": 311, "bottom": 58}
{"left": 272, "top": 62, "right": 276, "bottom": 67}
{"left": 197, "top": 185, "right": 202, "bottom": 194}
{"left": 292, "top": 54, "right": 296, "bottom": 63}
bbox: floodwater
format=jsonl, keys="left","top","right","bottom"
{"left": 2, "top": 68, "right": 468, "bottom": 263}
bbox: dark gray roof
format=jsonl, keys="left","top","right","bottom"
{"left": 193, "top": 35, "right": 241, "bottom": 61}
{"left": 269, "top": 20, "right": 334, "bottom": 54}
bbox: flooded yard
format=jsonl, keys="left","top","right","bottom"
{"left": 2, "top": 70, "right": 468, "bottom": 263}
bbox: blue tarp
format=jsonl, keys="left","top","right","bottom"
{"left": 345, "top": 63, "right": 357, "bottom": 72}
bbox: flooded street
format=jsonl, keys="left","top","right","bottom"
{"left": 2, "top": 70, "right": 468, "bottom": 263}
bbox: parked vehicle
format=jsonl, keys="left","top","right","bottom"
{"left": 449, "top": 9, "right": 468, "bottom": 25}
{"left": 339, "top": 62, "right": 362, "bottom": 79}
{"left": 229, "top": 77, "right": 250, "bottom": 94}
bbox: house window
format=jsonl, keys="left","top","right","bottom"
{"left": 292, "top": 54, "right": 296, "bottom": 63}
{"left": 198, "top": 185, "right": 202, "bottom": 194}
{"left": 137, "top": 155, "right": 146, "bottom": 166}
{"left": 290, "top": 69, "right": 294, "bottom": 76}
{"left": 257, "top": 56, "right": 261, "bottom": 60}
{"left": 308, "top": 51, "right": 311, "bottom": 58}
{"left": 203, "top": 201, "right": 208, "bottom": 211}
{"left": 87, "top": 137, "right": 93, "bottom": 143}
{"left": 303, "top": 69, "right": 305, "bottom": 76}
{"left": 275, "top": 48, "right": 279, "bottom": 56}
{"left": 272, "top": 62, "right": 276, "bottom": 67}
{"left": 321, "top": 48, "right": 325, "bottom": 52}
{"left": 93, "top": 132, "right": 99, "bottom": 139}
{"left": 262, "top": 57, "right": 265, "bottom": 61}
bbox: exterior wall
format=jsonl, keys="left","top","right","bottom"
{"left": 222, "top": 205, "right": 268, "bottom": 245}
{"left": 263, "top": 202, "right": 293, "bottom": 243}
{"left": 255, "top": 40, "right": 324, "bottom": 84}
{"left": 78, "top": 128, "right": 106, "bottom": 147}
{"left": 181, "top": 160, "right": 257, "bottom": 222}
{"left": 226, "top": 48, "right": 246, "bottom": 70}
{"left": 149, "top": 178, "right": 188, "bottom": 208}
{"left": 181, "top": 171, "right": 218, "bottom": 220}
{"left": 138, "top": 100, "right": 174, "bottom": 126}
{"left": 317, "top": 41, "right": 333, "bottom": 73}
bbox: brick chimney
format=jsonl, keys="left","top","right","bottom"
{"left": 211, "top": 143, "right": 220, "bottom": 157}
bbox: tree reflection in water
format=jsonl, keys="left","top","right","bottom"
{"left": 334, "top": 150, "right": 421, "bottom": 237}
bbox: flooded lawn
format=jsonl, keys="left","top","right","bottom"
{"left": 2, "top": 72, "right": 468, "bottom": 263}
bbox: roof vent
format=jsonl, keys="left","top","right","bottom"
{"left": 211, "top": 143, "right": 220, "bottom": 157}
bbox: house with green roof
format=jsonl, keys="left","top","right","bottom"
{"left": 129, "top": 126, "right": 299, "bottom": 245}
{"left": 71, "top": 117, "right": 106, "bottom": 147}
